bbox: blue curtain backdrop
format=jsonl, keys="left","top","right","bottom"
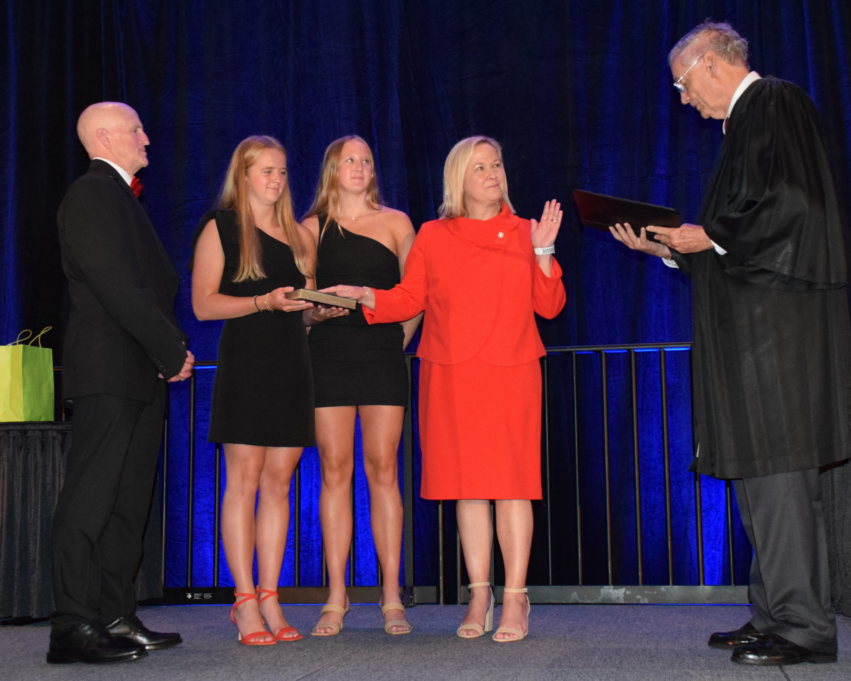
{"left": 2, "top": 0, "right": 850, "bottom": 591}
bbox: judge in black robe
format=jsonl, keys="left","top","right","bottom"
{"left": 678, "top": 76, "right": 851, "bottom": 481}
{"left": 610, "top": 21, "right": 849, "bottom": 666}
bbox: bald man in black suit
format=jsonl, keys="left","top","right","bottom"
{"left": 50, "top": 102, "right": 194, "bottom": 664}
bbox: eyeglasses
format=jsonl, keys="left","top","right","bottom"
{"left": 673, "top": 53, "right": 705, "bottom": 93}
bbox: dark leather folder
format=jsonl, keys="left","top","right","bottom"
{"left": 573, "top": 189, "right": 681, "bottom": 242}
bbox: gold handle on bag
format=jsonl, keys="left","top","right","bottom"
{"left": 8, "top": 327, "right": 52, "bottom": 347}
{"left": 28, "top": 327, "right": 52, "bottom": 347}
{"left": 10, "top": 330, "right": 33, "bottom": 346}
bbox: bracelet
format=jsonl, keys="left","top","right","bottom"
{"left": 533, "top": 245, "right": 556, "bottom": 255}
{"left": 359, "top": 287, "right": 372, "bottom": 304}
{"left": 264, "top": 294, "right": 274, "bottom": 313}
{"left": 253, "top": 295, "right": 261, "bottom": 313}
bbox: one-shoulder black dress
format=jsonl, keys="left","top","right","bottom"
{"left": 191, "top": 209, "right": 315, "bottom": 446}
{"left": 309, "top": 215, "right": 408, "bottom": 407}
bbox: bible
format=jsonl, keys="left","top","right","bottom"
{"left": 284, "top": 289, "right": 358, "bottom": 310}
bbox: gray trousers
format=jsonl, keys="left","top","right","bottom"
{"left": 734, "top": 468, "right": 836, "bottom": 653}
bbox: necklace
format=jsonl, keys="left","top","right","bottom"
{"left": 335, "top": 209, "right": 378, "bottom": 222}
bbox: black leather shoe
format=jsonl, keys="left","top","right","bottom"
{"left": 708, "top": 621, "right": 767, "bottom": 649}
{"left": 47, "top": 621, "right": 147, "bottom": 664}
{"left": 732, "top": 633, "right": 837, "bottom": 666}
{"left": 105, "top": 613, "right": 182, "bottom": 651}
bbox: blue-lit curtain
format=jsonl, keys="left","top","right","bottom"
{"left": 2, "top": 0, "right": 850, "bottom": 591}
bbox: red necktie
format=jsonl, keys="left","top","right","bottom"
{"left": 130, "top": 176, "right": 144, "bottom": 198}
{"left": 723, "top": 117, "right": 730, "bottom": 134}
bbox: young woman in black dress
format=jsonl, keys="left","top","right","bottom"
{"left": 191, "top": 136, "right": 345, "bottom": 645}
{"left": 302, "top": 136, "right": 422, "bottom": 635}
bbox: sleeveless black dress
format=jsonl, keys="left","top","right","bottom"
{"left": 309, "top": 215, "right": 408, "bottom": 407}
{"left": 190, "top": 209, "right": 315, "bottom": 446}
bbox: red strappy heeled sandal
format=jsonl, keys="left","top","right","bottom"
{"left": 231, "top": 590, "right": 276, "bottom": 645}
{"left": 257, "top": 587, "right": 303, "bottom": 642}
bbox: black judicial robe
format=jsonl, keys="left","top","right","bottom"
{"left": 671, "top": 77, "right": 851, "bottom": 479}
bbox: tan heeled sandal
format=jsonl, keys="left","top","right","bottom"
{"left": 310, "top": 602, "right": 350, "bottom": 637}
{"left": 456, "top": 582, "right": 495, "bottom": 639}
{"left": 493, "top": 587, "right": 530, "bottom": 642}
{"left": 380, "top": 601, "right": 412, "bottom": 635}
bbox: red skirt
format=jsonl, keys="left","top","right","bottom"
{"left": 419, "top": 356, "right": 542, "bottom": 500}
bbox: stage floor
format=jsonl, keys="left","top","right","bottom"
{"left": 2, "top": 604, "right": 849, "bottom": 679}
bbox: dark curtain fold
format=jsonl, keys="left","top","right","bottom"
{"left": 0, "top": 423, "right": 164, "bottom": 618}
{"left": 2, "top": 0, "right": 850, "bottom": 598}
{"left": 0, "top": 424, "right": 69, "bottom": 619}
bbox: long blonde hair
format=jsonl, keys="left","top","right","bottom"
{"left": 303, "top": 135, "right": 382, "bottom": 237}
{"left": 439, "top": 135, "right": 515, "bottom": 219}
{"left": 219, "top": 135, "right": 313, "bottom": 281}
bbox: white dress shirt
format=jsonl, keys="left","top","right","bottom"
{"left": 92, "top": 157, "right": 133, "bottom": 187}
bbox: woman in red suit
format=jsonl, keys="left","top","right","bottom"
{"left": 331, "top": 136, "right": 565, "bottom": 642}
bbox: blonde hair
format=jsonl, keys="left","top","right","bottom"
{"left": 439, "top": 136, "right": 515, "bottom": 219}
{"left": 303, "top": 135, "right": 382, "bottom": 238}
{"left": 219, "top": 135, "right": 313, "bottom": 282}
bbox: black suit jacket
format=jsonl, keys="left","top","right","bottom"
{"left": 57, "top": 160, "right": 188, "bottom": 404}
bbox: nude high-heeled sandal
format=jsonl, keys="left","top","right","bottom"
{"left": 456, "top": 582, "right": 495, "bottom": 639}
{"left": 379, "top": 600, "right": 413, "bottom": 635}
{"left": 310, "top": 602, "right": 350, "bottom": 637}
{"left": 492, "top": 587, "right": 530, "bottom": 642}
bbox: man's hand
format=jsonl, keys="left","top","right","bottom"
{"left": 609, "top": 222, "right": 672, "bottom": 259}
{"left": 164, "top": 349, "right": 195, "bottom": 382}
{"left": 646, "top": 223, "right": 713, "bottom": 254}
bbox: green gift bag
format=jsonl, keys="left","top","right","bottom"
{"left": 0, "top": 328, "right": 55, "bottom": 422}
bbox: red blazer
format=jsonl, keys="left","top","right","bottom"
{"left": 365, "top": 203, "right": 566, "bottom": 365}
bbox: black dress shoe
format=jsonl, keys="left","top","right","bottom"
{"left": 47, "top": 621, "right": 147, "bottom": 664}
{"left": 105, "top": 613, "right": 182, "bottom": 650}
{"left": 732, "top": 633, "right": 837, "bottom": 666}
{"left": 708, "top": 621, "right": 767, "bottom": 649}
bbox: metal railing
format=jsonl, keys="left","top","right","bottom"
{"left": 56, "top": 343, "right": 749, "bottom": 604}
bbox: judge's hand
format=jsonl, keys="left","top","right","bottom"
{"left": 531, "top": 200, "right": 562, "bottom": 249}
{"left": 266, "top": 287, "right": 315, "bottom": 313}
{"left": 164, "top": 349, "right": 195, "bottom": 382}
{"left": 609, "top": 222, "right": 672, "bottom": 259}
{"left": 646, "top": 223, "right": 713, "bottom": 254}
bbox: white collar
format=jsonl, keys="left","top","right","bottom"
{"left": 724, "top": 71, "right": 762, "bottom": 134}
{"left": 92, "top": 157, "right": 133, "bottom": 186}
